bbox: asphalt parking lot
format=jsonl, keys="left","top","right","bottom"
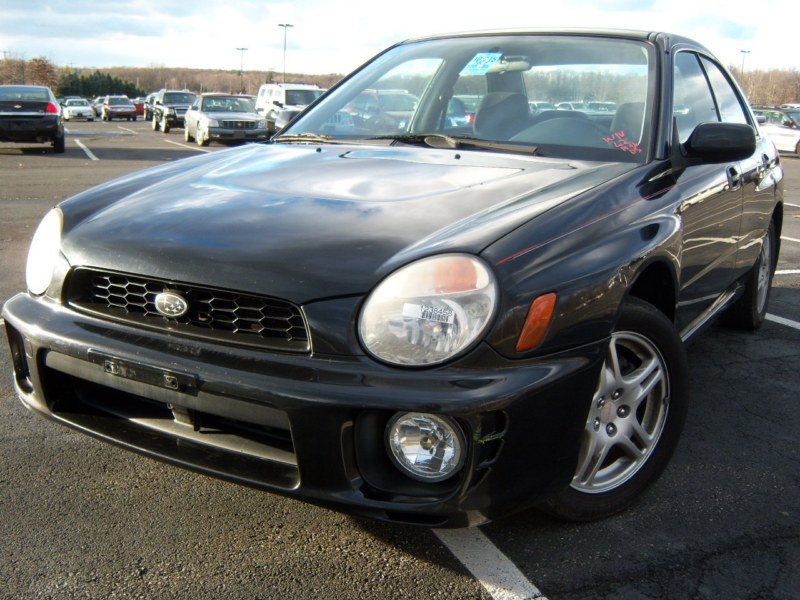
{"left": 1, "top": 120, "right": 798, "bottom": 600}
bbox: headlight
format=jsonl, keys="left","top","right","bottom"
{"left": 359, "top": 254, "right": 497, "bottom": 366}
{"left": 26, "top": 208, "right": 63, "bottom": 295}
{"left": 386, "top": 412, "right": 465, "bottom": 482}
{"left": 205, "top": 118, "right": 219, "bottom": 127}
{"left": 257, "top": 119, "right": 266, "bottom": 128}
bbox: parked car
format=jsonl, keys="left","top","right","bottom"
{"left": 151, "top": 89, "right": 197, "bottom": 133}
{"left": 528, "top": 100, "right": 556, "bottom": 113}
{"left": 255, "top": 82, "right": 325, "bottom": 133}
{"left": 341, "top": 88, "right": 419, "bottom": 133}
{"left": 183, "top": 93, "right": 268, "bottom": 146}
{"left": 101, "top": 95, "right": 137, "bottom": 121}
{"left": 3, "top": 29, "right": 783, "bottom": 528}
{"left": 132, "top": 97, "right": 145, "bottom": 116}
{"left": 92, "top": 96, "right": 104, "bottom": 117}
{"left": 0, "top": 84, "right": 64, "bottom": 153}
{"left": 753, "top": 106, "right": 800, "bottom": 155}
{"left": 62, "top": 98, "right": 95, "bottom": 121}
{"left": 142, "top": 92, "right": 157, "bottom": 121}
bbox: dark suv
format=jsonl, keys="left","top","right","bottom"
{"left": 151, "top": 89, "right": 197, "bottom": 133}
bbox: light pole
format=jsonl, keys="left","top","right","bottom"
{"left": 278, "top": 23, "right": 294, "bottom": 83}
{"left": 236, "top": 47, "right": 248, "bottom": 93}
{"left": 739, "top": 49, "right": 750, "bottom": 91}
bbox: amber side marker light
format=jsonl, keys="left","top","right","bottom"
{"left": 515, "top": 292, "right": 557, "bottom": 352}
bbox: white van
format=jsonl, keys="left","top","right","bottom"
{"left": 255, "top": 82, "right": 326, "bottom": 133}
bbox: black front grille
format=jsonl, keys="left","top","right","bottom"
{"left": 222, "top": 120, "right": 256, "bottom": 129}
{"left": 66, "top": 268, "right": 310, "bottom": 352}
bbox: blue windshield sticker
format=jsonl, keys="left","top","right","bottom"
{"left": 460, "top": 53, "right": 503, "bottom": 76}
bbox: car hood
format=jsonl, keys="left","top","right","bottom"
{"left": 59, "top": 143, "right": 634, "bottom": 303}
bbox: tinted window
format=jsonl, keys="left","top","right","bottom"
{"left": 673, "top": 52, "right": 718, "bottom": 143}
{"left": 700, "top": 57, "right": 748, "bottom": 125}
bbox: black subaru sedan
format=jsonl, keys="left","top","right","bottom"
{"left": 3, "top": 30, "right": 783, "bottom": 527}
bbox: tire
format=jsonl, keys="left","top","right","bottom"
{"left": 52, "top": 135, "right": 65, "bottom": 154}
{"left": 132, "top": 116, "right": 137, "bottom": 121}
{"left": 161, "top": 114, "right": 170, "bottom": 134}
{"left": 197, "top": 127, "right": 209, "bottom": 147}
{"left": 88, "top": 118, "right": 94, "bottom": 122}
{"left": 543, "top": 297, "right": 689, "bottom": 521}
{"left": 152, "top": 114, "right": 160, "bottom": 131}
{"left": 720, "top": 220, "right": 777, "bottom": 330}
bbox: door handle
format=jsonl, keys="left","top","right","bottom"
{"left": 726, "top": 165, "right": 742, "bottom": 191}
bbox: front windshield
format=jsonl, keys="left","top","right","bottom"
{"left": 281, "top": 34, "right": 654, "bottom": 162}
{"left": 285, "top": 89, "right": 325, "bottom": 106}
{"left": 783, "top": 110, "right": 800, "bottom": 126}
{"left": 201, "top": 96, "right": 256, "bottom": 112}
{"left": 164, "top": 92, "right": 197, "bottom": 104}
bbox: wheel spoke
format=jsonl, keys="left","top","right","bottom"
{"left": 625, "top": 356, "right": 663, "bottom": 410}
{"left": 574, "top": 432, "right": 609, "bottom": 486}
{"left": 629, "top": 418, "right": 656, "bottom": 452}
{"left": 617, "top": 434, "right": 646, "bottom": 461}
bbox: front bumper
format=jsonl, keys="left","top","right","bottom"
{"left": 208, "top": 126, "right": 269, "bottom": 143}
{"left": 107, "top": 109, "right": 136, "bottom": 118}
{"left": 65, "top": 110, "right": 94, "bottom": 120}
{"left": 3, "top": 292, "right": 602, "bottom": 527}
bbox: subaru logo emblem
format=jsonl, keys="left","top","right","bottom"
{"left": 154, "top": 291, "right": 189, "bottom": 318}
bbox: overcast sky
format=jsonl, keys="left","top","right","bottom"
{"left": 1, "top": 0, "right": 794, "bottom": 76}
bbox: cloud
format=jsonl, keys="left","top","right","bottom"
{"left": 0, "top": 0, "right": 796, "bottom": 74}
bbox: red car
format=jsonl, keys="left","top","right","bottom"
{"left": 132, "top": 97, "right": 145, "bottom": 116}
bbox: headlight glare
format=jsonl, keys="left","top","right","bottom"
{"left": 25, "top": 208, "right": 63, "bottom": 295}
{"left": 386, "top": 412, "right": 465, "bottom": 482}
{"left": 359, "top": 254, "right": 497, "bottom": 366}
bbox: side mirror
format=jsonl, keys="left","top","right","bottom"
{"left": 683, "top": 122, "right": 756, "bottom": 163}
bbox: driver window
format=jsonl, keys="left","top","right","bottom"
{"left": 700, "top": 56, "right": 748, "bottom": 125}
{"left": 673, "top": 52, "right": 718, "bottom": 143}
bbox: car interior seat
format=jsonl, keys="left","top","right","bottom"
{"left": 610, "top": 102, "right": 645, "bottom": 143}
{"left": 473, "top": 92, "right": 530, "bottom": 140}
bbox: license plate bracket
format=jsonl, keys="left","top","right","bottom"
{"left": 87, "top": 350, "right": 198, "bottom": 395}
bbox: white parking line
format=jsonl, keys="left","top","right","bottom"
{"left": 116, "top": 126, "right": 137, "bottom": 135}
{"left": 164, "top": 139, "right": 212, "bottom": 153}
{"left": 434, "top": 528, "right": 547, "bottom": 600}
{"left": 786, "top": 202, "right": 800, "bottom": 209}
{"left": 74, "top": 139, "right": 99, "bottom": 161}
{"left": 781, "top": 236, "right": 800, "bottom": 244}
{"left": 766, "top": 313, "right": 800, "bottom": 331}
{"left": 776, "top": 269, "right": 800, "bottom": 275}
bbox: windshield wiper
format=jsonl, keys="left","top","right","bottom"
{"left": 272, "top": 132, "right": 339, "bottom": 144}
{"left": 374, "top": 133, "right": 539, "bottom": 156}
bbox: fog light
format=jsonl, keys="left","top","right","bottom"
{"left": 386, "top": 413, "right": 465, "bottom": 482}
